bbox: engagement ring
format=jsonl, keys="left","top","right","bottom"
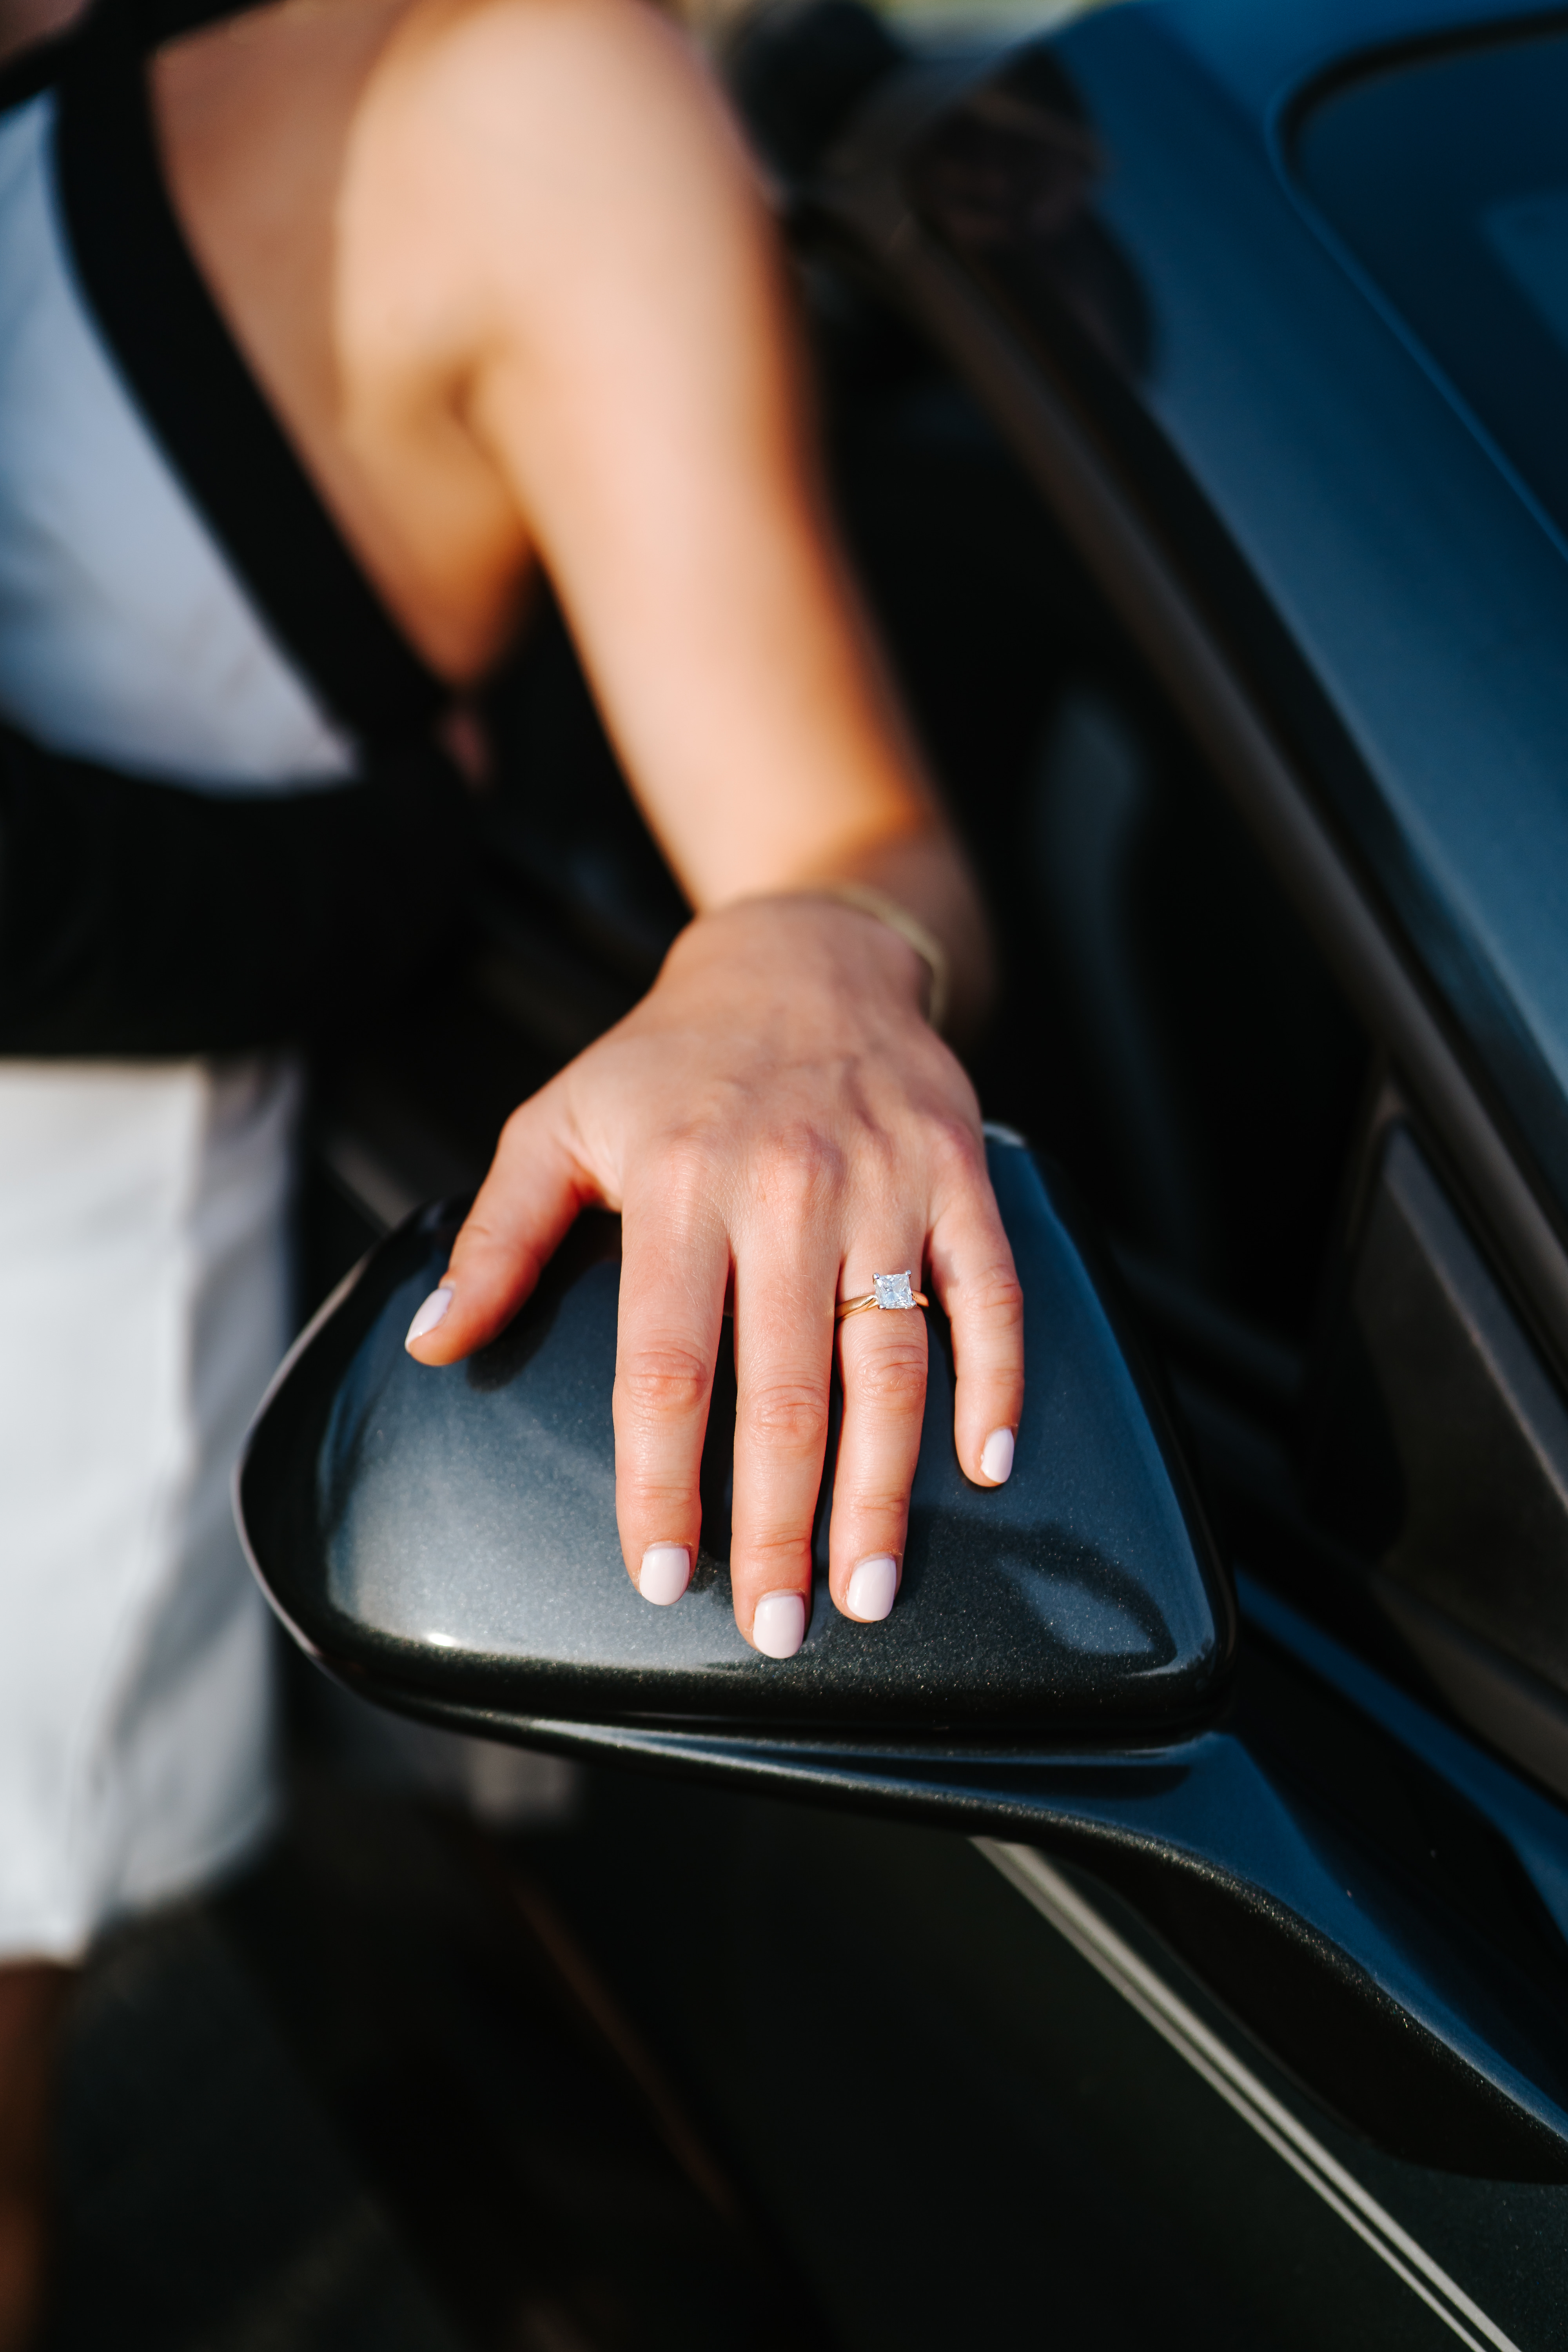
{"left": 836, "top": 1270, "right": 929, "bottom": 1320}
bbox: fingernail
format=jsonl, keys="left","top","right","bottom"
{"left": 980, "top": 1426, "right": 1015, "bottom": 1484}
{"left": 639, "top": 1544, "right": 690, "bottom": 1606}
{"left": 405, "top": 1285, "right": 454, "bottom": 1349}
{"left": 846, "top": 1554, "right": 898, "bottom": 1622}
{"left": 752, "top": 1591, "right": 807, "bottom": 1660}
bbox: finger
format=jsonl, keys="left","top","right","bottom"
{"left": 404, "top": 1084, "right": 589, "bottom": 1365}
{"left": 828, "top": 1249, "right": 929, "bottom": 1622}
{"left": 728, "top": 1230, "right": 838, "bottom": 1659}
{"left": 612, "top": 1176, "right": 730, "bottom": 1607}
{"left": 929, "top": 1168, "right": 1025, "bottom": 1487}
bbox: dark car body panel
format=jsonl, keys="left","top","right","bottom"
{"left": 889, "top": 2, "right": 1568, "bottom": 1382}
{"left": 488, "top": 1579, "right": 1568, "bottom": 2182}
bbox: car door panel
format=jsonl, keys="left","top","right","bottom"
{"left": 524, "top": 1768, "right": 1537, "bottom": 2349}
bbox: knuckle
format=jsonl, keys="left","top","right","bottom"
{"left": 659, "top": 1122, "right": 725, "bottom": 1190}
{"left": 619, "top": 1472, "right": 697, "bottom": 1523}
{"left": 754, "top": 1124, "right": 848, "bottom": 1220}
{"left": 446, "top": 1211, "right": 531, "bottom": 1292}
{"left": 848, "top": 1121, "right": 901, "bottom": 1191}
{"left": 733, "top": 1530, "right": 812, "bottom": 1581}
{"left": 925, "top": 1111, "right": 984, "bottom": 1185}
{"left": 742, "top": 1377, "right": 831, "bottom": 1454}
{"left": 614, "top": 1343, "right": 712, "bottom": 1425}
{"left": 958, "top": 1260, "right": 1025, "bottom": 1333}
{"left": 834, "top": 1483, "right": 911, "bottom": 1528}
{"left": 853, "top": 1346, "right": 928, "bottom": 1417}
{"left": 643, "top": 1127, "right": 726, "bottom": 1223}
{"left": 449, "top": 1198, "right": 502, "bottom": 1257}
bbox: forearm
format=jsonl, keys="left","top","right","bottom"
{"left": 425, "top": 0, "right": 990, "bottom": 1030}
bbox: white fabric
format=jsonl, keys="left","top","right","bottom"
{"left": 0, "top": 93, "right": 356, "bottom": 786}
{"left": 0, "top": 92, "right": 364, "bottom": 1955}
{"left": 0, "top": 1061, "right": 294, "bottom": 1960}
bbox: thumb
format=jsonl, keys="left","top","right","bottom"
{"left": 404, "top": 1087, "right": 591, "bottom": 1364}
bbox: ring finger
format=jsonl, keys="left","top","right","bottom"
{"left": 828, "top": 1240, "right": 930, "bottom": 1623}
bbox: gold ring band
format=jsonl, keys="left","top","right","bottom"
{"left": 836, "top": 1272, "right": 929, "bottom": 1321}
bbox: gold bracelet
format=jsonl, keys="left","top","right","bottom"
{"left": 812, "top": 881, "right": 951, "bottom": 1034}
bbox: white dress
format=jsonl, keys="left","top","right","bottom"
{"left": 0, "top": 91, "right": 359, "bottom": 1960}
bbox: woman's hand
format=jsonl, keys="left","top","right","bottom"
{"left": 404, "top": 893, "right": 1024, "bottom": 1657}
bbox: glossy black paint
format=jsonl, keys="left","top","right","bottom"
{"left": 240, "top": 1134, "right": 1232, "bottom": 1732}
{"left": 1307, "top": 1125, "right": 1568, "bottom": 1724}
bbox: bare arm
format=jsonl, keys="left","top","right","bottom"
{"left": 369, "top": 0, "right": 1023, "bottom": 1648}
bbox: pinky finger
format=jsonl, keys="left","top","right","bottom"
{"left": 929, "top": 1200, "right": 1024, "bottom": 1486}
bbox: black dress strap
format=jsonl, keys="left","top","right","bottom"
{"left": 51, "top": 0, "right": 450, "bottom": 754}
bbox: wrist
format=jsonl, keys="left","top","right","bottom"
{"left": 668, "top": 890, "right": 934, "bottom": 1027}
{"left": 800, "top": 880, "right": 949, "bottom": 1033}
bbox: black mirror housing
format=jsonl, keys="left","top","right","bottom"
{"left": 238, "top": 1134, "right": 1233, "bottom": 1739}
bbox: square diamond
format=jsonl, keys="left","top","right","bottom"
{"left": 874, "top": 1270, "right": 915, "bottom": 1309}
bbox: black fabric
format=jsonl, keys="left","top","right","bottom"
{"left": 0, "top": 0, "right": 485, "bottom": 1055}
{"left": 0, "top": 22, "right": 81, "bottom": 114}
{"left": 116, "top": 0, "right": 270, "bottom": 45}
{"left": 0, "top": 722, "right": 470, "bottom": 1055}
{"left": 53, "top": 0, "right": 449, "bottom": 751}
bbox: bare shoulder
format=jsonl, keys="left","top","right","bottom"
{"left": 361, "top": 0, "right": 753, "bottom": 207}
{"left": 392, "top": 0, "right": 702, "bottom": 89}
{"left": 338, "top": 0, "right": 773, "bottom": 401}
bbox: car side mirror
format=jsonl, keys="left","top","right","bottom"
{"left": 241, "top": 1138, "right": 1568, "bottom": 2178}
{"left": 238, "top": 1132, "right": 1233, "bottom": 1741}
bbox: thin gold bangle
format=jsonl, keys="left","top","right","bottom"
{"left": 811, "top": 881, "right": 951, "bottom": 1034}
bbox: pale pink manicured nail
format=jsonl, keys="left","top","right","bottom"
{"left": 846, "top": 1554, "right": 898, "bottom": 1622}
{"left": 980, "top": 1426, "right": 1015, "bottom": 1484}
{"left": 639, "top": 1544, "right": 690, "bottom": 1606}
{"left": 405, "top": 1285, "right": 454, "bottom": 1349}
{"left": 752, "top": 1591, "right": 807, "bottom": 1659}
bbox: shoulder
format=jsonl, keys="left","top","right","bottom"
{"left": 396, "top": 0, "right": 691, "bottom": 82}
{"left": 362, "top": 0, "right": 748, "bottom": 194}
{"left": 339, "top": 0, "right": 767, "bottom": 364}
